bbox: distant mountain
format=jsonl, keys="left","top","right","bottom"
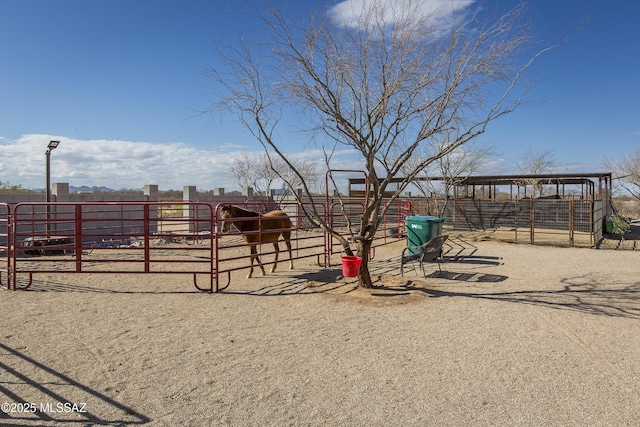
{"left": 70, "top": 185, "right": 117, "bottom": 193}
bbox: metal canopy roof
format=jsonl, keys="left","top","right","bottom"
{"left": 348, "top": 172, "right": 612, "bottom": 186}
{"left": 347, "top": 172, "right": 613, "bottom": 199}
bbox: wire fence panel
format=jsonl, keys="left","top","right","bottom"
{"left": 432, "top": 198, "right": 600, "bottom": 247}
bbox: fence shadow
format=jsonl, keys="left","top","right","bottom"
{"left": 221, "top": 269, "right": 357, "bottom": 297}
{"left": 369, "top": 253, "right": 504, "bottom": 278}
{"left": 228, "top": 259, "right": 640, "bottom": 320}
{"left": 8, "top": 256, "right": 639, "bottom": 320}
{"left": 426, "top": 270, "right": 508, "bottom": 283}
{"left": 0, "top": 342, "right": 150, "bottom": 425}
{"left": 13, "top": 277, "right": 200, "bottom": 294}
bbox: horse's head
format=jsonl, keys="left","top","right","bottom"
{"left": 219, "top": 205, "right": 233, "bottom": 233}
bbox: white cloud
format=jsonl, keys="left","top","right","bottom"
{"left": 329, "top": 0, "right": 475, "bottom": 29}
{"left": 0, "top": 134, "right": 363, "bottom": 192}
{"left": 0, "top": 135, "right": 248, "bottom": 191}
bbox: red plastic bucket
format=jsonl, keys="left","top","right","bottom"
{"left": 341, "top": 256, "right": 362, "bottom": 277}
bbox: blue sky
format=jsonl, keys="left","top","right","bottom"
{"left": 1, "top": 0, "right": 638, "bottom": 191}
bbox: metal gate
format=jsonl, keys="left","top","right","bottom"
{"left": 2, "top": 200, "right": 407, "bottom": 292}
{"left": 7, "top": 202, "right": 216, "bottom": 291}
{"left": 212, "top": 201, "right": 328, "bottom": 291}
{"left": 0, "top": 203, "right": 10, "bottom": 290}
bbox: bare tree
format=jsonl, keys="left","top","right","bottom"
{"left": 606, "top": 148, "right": 640, "bottom": 201}
{"left": 229, "top": 152, "right": 320, "bottom": 202}
{"left": 274, "top": 154, "right": 322, "bottom": 197}
{"left": 229, "top": 152, "right": 278, "bottom": 200}
{"left": 209, "top": 0, "right": 554, "bottom": 287}
{"left": 517, "top": 149, "right": 556, "bottom": 197}
{"left": 404, "top": 136, "right": 495, "bottom": 216}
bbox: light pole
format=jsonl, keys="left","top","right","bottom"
{"left": 45, "top": 140, "right": 60, "bottom": 235}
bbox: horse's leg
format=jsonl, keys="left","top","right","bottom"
{"left": 247, "top": 245, "right": 256, "bottom": 278}
{"left": 254, "top": 243, "right": 266, "bottom": 276}
{"left": 283, "top": 230, "right": 293, "bottom": 269}
{"left": 248, "top": 244, "right": 265, "bottom": 278}
{"left": 270, "top": 241, "right": 279, "bottom": 273}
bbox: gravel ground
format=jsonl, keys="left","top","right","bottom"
{"left": 1, "top": 239, "right": 638, "bottom": 426}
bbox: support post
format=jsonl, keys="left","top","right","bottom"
{"left": 183, "top": 186, "right": 197, "bottom": 234}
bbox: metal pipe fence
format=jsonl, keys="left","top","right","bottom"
{"left": 0, "top": 203, "right": 9, "bottom": 289}
{"left": 8, "top": 202, "right": 216, "bottom": 291}
{"left": 1, "top": 200, "right": 409, "bottom": 292}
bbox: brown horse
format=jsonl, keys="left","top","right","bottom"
{"left": 218, "top": 205, "right": 294, "bottom": 278}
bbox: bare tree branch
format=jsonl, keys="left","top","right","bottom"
{"left": 517, "top": 149, "right": 557, "bottom": 197}
{"left": 606, "top": 148, "right": 640, "bottom": 201}
{"left": 208, "top": 0, "right": 556, "bottom": 287}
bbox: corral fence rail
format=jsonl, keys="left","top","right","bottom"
{"left": 1, "top": 199, "right": 410, "bottom": 292}
{"left": 7, "top": 202, "right": 216, "bottom": 291}
{"left": 212, "top": 200, "right": 328, "bottom": 291}
{"left": 326, "top": 200, "right": 408, "bottom": 261}
{"left": 416, "top": 198, "right": 604, "bottom": 247}
{"left": 213, "top": 199, "right": 410, "bottom": 290}
{"left": 0, "top": 203, "right": 9, "bottom": 289}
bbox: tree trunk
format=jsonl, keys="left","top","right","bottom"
{"left": 357, "top": 238, "right": 374, "bottom": 288}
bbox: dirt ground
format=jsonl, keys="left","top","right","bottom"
{"left": 0, "top": 238, "right": 639, "bottom": 426}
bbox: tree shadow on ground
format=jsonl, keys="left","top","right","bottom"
{"left": 0, "top": 342, "right": 150, "bottom": 426}
{"left": 7, "top": 257, "right": 640, "bottom": 320}
{"left": 228, "top": 258, "right": 640, "bottom": 319}
{"left": 406, "top": 275, "right": 640, "bottom": 319}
